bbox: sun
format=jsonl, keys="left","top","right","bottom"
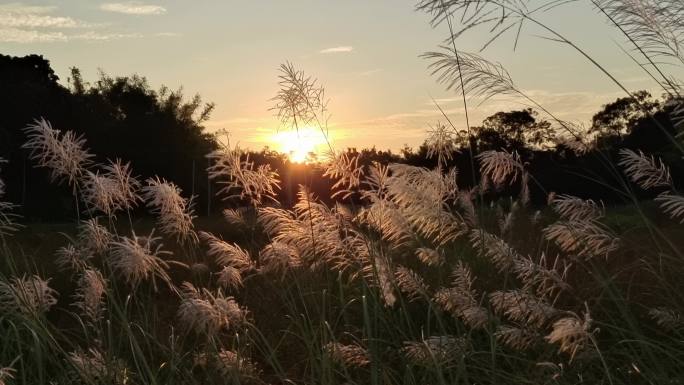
{"left": 271, "top": 127, "right": 329, "bottom": 163}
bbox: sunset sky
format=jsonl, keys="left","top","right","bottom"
{"left": 2, "top": 0, "right": 679, "bottom": 153}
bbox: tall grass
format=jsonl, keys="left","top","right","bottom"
{"left": 1, "top": 1, "right": 684, "bottom": 384}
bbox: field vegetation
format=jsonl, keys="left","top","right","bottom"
{"left": 1, "top": 1, "right": 684, "bottom": 384}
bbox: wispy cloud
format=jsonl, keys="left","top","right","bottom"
{"left": 0, "top": 27, "right": 66, "bottom": 43}
{"left": 320, "top": 46, "right": 353, "bottom": 54}
{"left": 100, "top": 2, "right": 167, "bottom": 15}
{"left": 0, "top": 3, "right": 92, "bottom": 29}
{"left": 0, "top": 27, "right": 141, "bottom": 43}
{"left": 0, "top": 2, "right": 150, "bottom": 43}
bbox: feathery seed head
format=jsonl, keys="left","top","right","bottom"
{"left": 0, "top": 275, "right": 58, "bottom": 317}
{"left": 323, "top": 342, "right": 371, "bottom": 368}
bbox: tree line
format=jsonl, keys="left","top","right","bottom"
{"left": 0, "top": 54, "right": 682, "bottom": 220}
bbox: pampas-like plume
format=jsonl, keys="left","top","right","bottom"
{"left": 323, "top": 342, "right": 371, "bottom": 368}
{"left": 108, "top": 230, "right": 173, "bottom": 289}
{"left": 395, "top": 266, "right": 430, "bottom": 302}
{"left": 177, "top": 282, "right": 245, "bottom": 335}
{"left": 596, "top": 0, "right": 684, "bottom": 65}
{"left": 271, "top": 62, "right": 329, "bottom": 131}
{"left": 551, "top": 194, "right": 605, "bottom": 222}
{"left": 216, "top": 266, "right": 243, "bottom": 291}
{"left": 415, "top": 247, "right": 444, "bottom": 267}
{"left": 490, "top": 290, "right": 558, "bottom": 328}
{"left": 477, "top": 150, "right": 524, "bottom": 187}
{"left": 73, "top": 268, "right": 107, "bottom": 323}
{"left": 258, "top": 241, "right": 301, "bottom": 276}
{"left": 426, "top": 122, "right": 458, "bottom": 168}
{"left": 402, "top": 336, "right": 469, "bottom": 366}
{"left": 544, "top": 220, "right": 619, "bottom": 259}
{"left": 495, "top": 326, "right": 540, "bottom": 351}
{"left": 0, "top": 275, "right": 58, "bottom": 317}
{"left": 68, "top": 348, "right": 129, "bottom": 385}
{"left": 200, "top": 231, "right": 253, "bottom": 272}
{"left": 648, "top": 307, "right": 683, "bottom": 331}
{"left": 470, "top": 229, "right": 522, "bottom": 272}
{"left": 55, "top": 243, "right": 92, "bottom": 273}
{"left": 141, "top": 177, "right": 196, "bottom": 243}
{"left": 323, "top": 150, "right": 364, "bottom": 199}
{"left": 513, "top": 253, "right": 570, "bottom": 298}
{"left": 22, "top": 118, "right": 93, "bottom": 187}
{"left": 77, "top": 218, "right": 112, "bottom": 255}
{"left": 80, "top": 159, "right": 141, "bottom": 216}
{"left": 655, "top": 192, "right": 684, "bottom": 222}
{"left": 545, "top": 311, "right": 594, "bottom": 361}
{"left": 619, "top": 149, "right": 672, "bottom": 190}
{"left": 434, "top": 262, "right": 489, "bottom": 329}
{"left": 207, "top": 141, "right": 280, "bottom": 206}
{"left": 423, "top": 47, "right": 519, "bottom": 103}
{"left": 223, "top": 208, "right": 249, "bottom": 227}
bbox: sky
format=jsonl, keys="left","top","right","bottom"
{"left": 2, "top": 0, "right": 680, "bottom": 153}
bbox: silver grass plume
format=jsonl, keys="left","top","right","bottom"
{"left": 223, "top": 208, "right": 249, "bottom": 227}
{"left": 200, "top": 231, "right": 253, "bottom": 273}
{"left": 495, "top": 325, "right": 540, "bottom": 351}
{"left": 108, "top": 230, "right": 173, "bottom": 289}
{"left": 323, "top": 342, "right": 370, "bottom": 368}
{"left": 545, "top": 311, "right": 594, "bottom": 362}
{"left": 477, "top": 150, "right": 524, "bottom": 187}
{"left": 271, "top": 62, "right": 329, "bottom": 131}
{"left": 207, "top": 141, "right": 280, "bottom": 206}
{"left": 73, "top": 268, "right": 107, "bottom": 323}
{"left": 434, "top": 262, "right": 489, "bottom": 329}
{"left": 513, "top": 253, "right": 570, "bottom": 298}
{"left": 0, "top": 275, "right": 58, "bottom": 317}
{"left": 422, "top": 47, "right": 520, "bottom": 103}
{"left": 258, "top": 241, "right": 301, "bottom": 276}
{"left": 655, "top": 192, "right": 684, "bottom": 222}
{"left": 596, "top": 0, "right": 684, "bottom": 66}
{"left": 402, "top": 335, "right": 469, "bottom": 366}
{"left": 55, "top": 243, "right": 92, "bottom": 273}
{"left": 470, "top": 229, "right": 522, "bottom": 272}
{"left": 77, "top": 218, "right": 112, "bottom": 256}
{"left": 323, "top": 150, "right": 364, "bottom": 199}
{"left": 141, "top": 177, "right": 197, "bottom": 243}
{"left": 22, "top": 118, "right": 93, "bottom": 187}
{"left": 544, "top": 220, "right": 619, "bottom": 259}
{"left": 426, "top": 122, "right": 458, "bottom": 169}
{"left": 68, "top": 348, "right": 129, "bottom": 385}
{"left": 415, "top": 247, "right": 444, "bottom": 267}
{"left": 551, "top": 194, "right": 605, "bottom": 222}
{"left": 216, "top": 266, "right": 243, "bottom": 291}
{"left": 489, "top": 290, "right": 558, "bottom": 328}
{"left": 619, "top": 149, "right": 672, "bottom": 190}
{"left": 80, "top": 159, "right": 141, "bottom": 216}
{"left": 177, "top": 282, "right": 245, "bottom": 335}
{"left": 395, "top": 265, "right": 430, "bottom": 302}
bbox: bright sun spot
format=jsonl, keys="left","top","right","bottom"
{"left": 271, "top": 127, "right": 329, "bottom": 163}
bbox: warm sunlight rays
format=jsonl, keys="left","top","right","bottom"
{"left": 271, "top": 127, "right": 330, "bottom": 163}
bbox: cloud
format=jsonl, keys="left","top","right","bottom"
{"left": 0, "top": 28, "right": 141, "bottom": 43}
{"left": 100, "top": 2, "right": 167, "bottom": 15}
{"left": 0, "top": 27, "right": 66, "bottom": 43}
{"left": 0, "top": 3, "right": 92, "bottom": 29}
{"left": 319, "top": 46, "right": 353, "bottom": 54}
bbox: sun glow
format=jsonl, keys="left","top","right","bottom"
{"left": 272, "top": 127, "right": 330, "bottom": 163}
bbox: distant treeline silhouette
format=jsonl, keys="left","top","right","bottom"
{"left": 0, "top": 54, "right": 682, "bottom": 220}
